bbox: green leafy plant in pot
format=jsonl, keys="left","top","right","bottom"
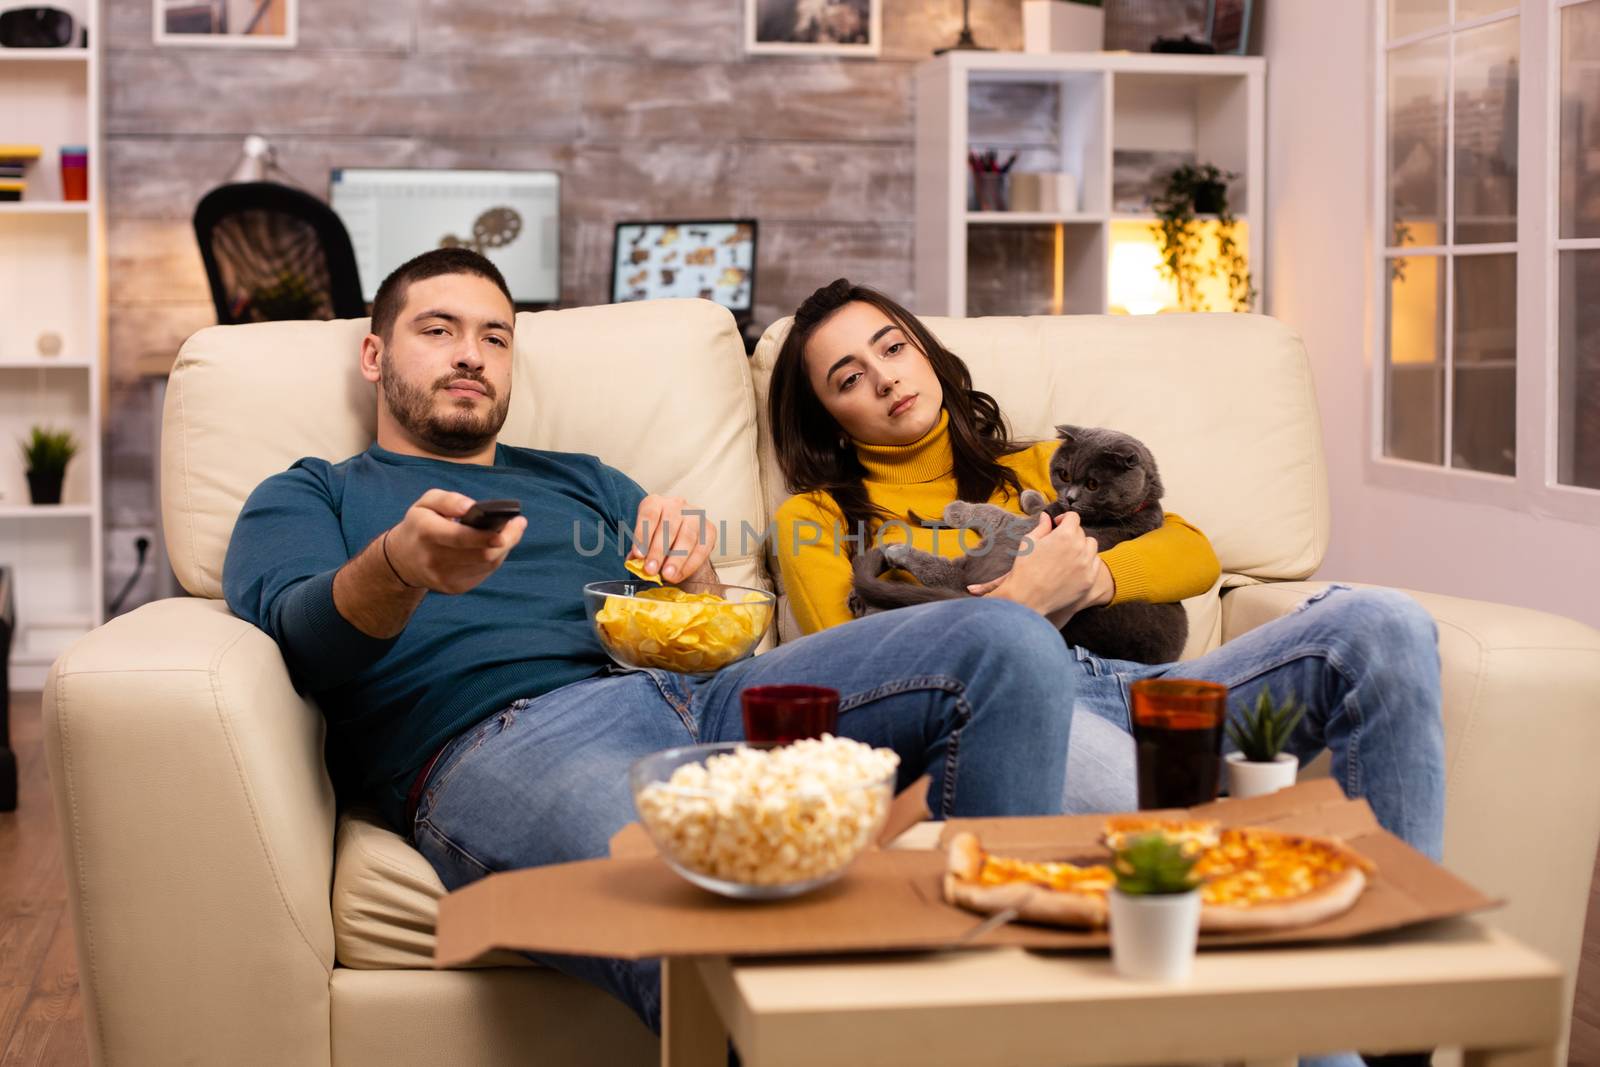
{"left": 21, "top": 426, "right": 77, "bottom": 505}
{"left": 1150, "top": 162, "right": 1256, "bottom": 313}
{"left": 1109, "top": 833, "right": 1203, "bottom": 982}
{"left": 1224, "top": 688, "right": 1306, "bottom": 799}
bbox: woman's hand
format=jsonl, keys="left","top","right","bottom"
{"left": 968, "top": 512, "right": 1114, "bottom": 623}
{"left": 629, "top": 494, "right": 718, "bottom": 584}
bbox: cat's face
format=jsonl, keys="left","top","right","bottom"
{"left": 803, "top": 301, "right": 944, "bottom": 446}
{"left": 1047, "top": 425, "right": 1162, "bottom": 519}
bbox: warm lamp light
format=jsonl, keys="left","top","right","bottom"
{"left": 1108, "top": 238, "right": 1175, "bottom": 316}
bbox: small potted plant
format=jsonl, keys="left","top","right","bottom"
{"left": 21, "top": 426, "right": 77, "bottom": 505}
{"left": 1150, "top": 162, "right": 1256, "bottom": 312}
{"left": 1224, "top": 689, "right": 1305, "bottom": 799}
{"left": 1108, "top": 832, "right": 1203, "bottom": 982}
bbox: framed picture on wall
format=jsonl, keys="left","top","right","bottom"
{"left": 745, "top": 0, "right": 881, "bottom": 57}
{"left": 154, "top": 0, "right": 297, "bottom": 47}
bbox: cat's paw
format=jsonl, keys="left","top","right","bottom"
{"left": 941, "top": 501, "right": 978, "bottom": 527}
{"left": 1019, "top": 489, "right": 1050, "bottom": 515}
{"left": 882, "top": 542, "right": 913, "bottom": 567}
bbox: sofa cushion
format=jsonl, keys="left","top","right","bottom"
{"left": 332, "top": 810, "right": 532, "bottom": 970}
{"left": 162, "top": 299, "right": 768, "bottom": 599}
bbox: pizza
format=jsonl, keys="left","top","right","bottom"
{"left": 943, "top": 819, "right": 1376, "bottom": 933}
{"left": 1101, "top": 816, "right": 1221, "bottom": 854}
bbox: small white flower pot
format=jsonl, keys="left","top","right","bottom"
{"left": 1225, "top": 752, "right": 1299, "bottom": 799}
{"left": 1108, "top": 887, "right": 1201, "bottom": 982}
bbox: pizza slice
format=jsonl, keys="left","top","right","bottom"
{"left": 942, "top": 832, "right": 1115, "bottom": 928}
{"left": 944, "top": 823, "right": 1377, "bottom": 934}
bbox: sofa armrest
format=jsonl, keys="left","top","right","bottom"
{"left": 1220, "top": 581, "right": 1600, "bottom": 1031}
{"left": 45, "top": 597, "right": 335, "bottom": 1067}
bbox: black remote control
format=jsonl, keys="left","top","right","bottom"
{"left": 459, "top": 498, "right": 521, "bottom": 531}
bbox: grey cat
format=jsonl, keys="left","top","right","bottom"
{"left": 847, "top": 425, "right": 1189, "bottom": 664}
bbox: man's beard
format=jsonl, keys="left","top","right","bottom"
{"left": 381, "top": 368, "right": 510, "bottom": 456}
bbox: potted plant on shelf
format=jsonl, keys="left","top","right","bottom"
{"left": 1108, "top": 832, "right": 1203, "bottom": 982}
{"left": 1224, "top": 689, "right": 1305, "bottom": 799}
{"left": 20, "top": 426, "right": 76, "bottom": 506}
{"left": 1150, "top": 162, "right": 1256, "bottom": 313}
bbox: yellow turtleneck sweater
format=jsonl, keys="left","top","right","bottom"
{"left": 772, "top": 410, "right": 1221, "bottom": 635}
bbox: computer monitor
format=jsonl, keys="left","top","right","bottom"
{"left": 610, "top": 220, "right": 757, "bottom": 325}
{"left": 329, "top": 168, "right": 561, "bottom": 305}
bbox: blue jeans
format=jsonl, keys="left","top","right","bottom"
{"left": 1072, "top": 584, "right": 1446, "bottom": 864}
{"left": 414, "top": 585, "right": 1444, "bottom": 1056}
{"left": 414, "top": 597, "right": 1079, "bottom": 1032}
{"left": 1070, "top": 584, "right": 1446, "bottom": 1067}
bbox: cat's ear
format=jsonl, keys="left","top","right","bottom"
{"left": 1053, "top": 424, "right": 1081, "bottom": 444}
{"left": 1111, "top": 450, "right": 1140, "bottom": 470}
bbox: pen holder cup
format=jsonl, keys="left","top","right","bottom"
{"left": 972, "top": 172, "right": 1009, "bottom": 212}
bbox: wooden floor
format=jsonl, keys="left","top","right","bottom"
{"left": 0, "top": 693, "right": 89, "bottom": 1066}
{"left": 0, "top": 688, "right": 1597, "bottom": 1065}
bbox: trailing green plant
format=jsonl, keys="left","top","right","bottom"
{"left": 1112, "top": 833, "right": 1201, "bottom": 896}
{"left": 1226, "top": 688, "right": 1307, "bottom": 762}
{"left": 1150, "top": 162, "right": 1256, "bottom": 312}
{"left": 20, "top": 426, "right": 77, "bottom": 476}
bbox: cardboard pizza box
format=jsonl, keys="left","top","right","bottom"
{"left": 434, "top": 779, "right": 1499, "bottom": 967}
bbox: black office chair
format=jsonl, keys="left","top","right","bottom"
{"left": 193, "top": 181, "right": 366, "bottom": 325}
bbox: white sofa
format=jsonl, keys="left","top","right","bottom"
{"left": 44, "top": 300, "right": 1600, "bottom": 1065}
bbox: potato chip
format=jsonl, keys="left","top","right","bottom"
{"left": 624, "top": 556, "right": 663, "bottom": 584}
{"left": 594, "top": 583, "right": 772, "bottom": 673}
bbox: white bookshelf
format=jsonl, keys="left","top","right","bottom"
{"left": 0, "top": 0, "right": 104, "bottom": 689}
{"left": 915, "top": 51, "right": 1266, "bottom": 317}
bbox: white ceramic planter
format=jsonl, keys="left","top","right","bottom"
{"left": 1021, "top": 0, "right": 1104, "bottom": 54}
{"left": 1225, "top": 752, "right": 1299, "bottom": 799}
{"left": 1108, "top": 887, "right": 1201, "bottom": 982}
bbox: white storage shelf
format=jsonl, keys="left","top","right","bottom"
{"left": 916, "top": 51, "right": 1265, "bottom": 318}
{"left": 0, "top": 201, "right": 92, "bottom": 214}
{"left": 0, "top": 0, "right": 103, "bottom": 689}
{"left": 0, "top": 49, "right": 91, "bottom": 62}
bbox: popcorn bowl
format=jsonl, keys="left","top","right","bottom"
{"left": 629, "top": 739, "right": 899, "bottom": 900}
{"left": 584, "top": 580, "right": 775, "bottom": 675}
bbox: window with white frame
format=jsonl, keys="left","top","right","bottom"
{"left": 1558, "top": 0, "right": 1600, "bottom": 491}
{"left": 1377, "top": 0, "right": 1600, "bottom": 506}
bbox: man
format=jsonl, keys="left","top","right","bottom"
{"left": 223, "top": 247, "right": 1082, "bottom": 1030}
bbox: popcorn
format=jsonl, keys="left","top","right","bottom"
{"left": 635, "top": 737, "right": 901, "bottom": 887}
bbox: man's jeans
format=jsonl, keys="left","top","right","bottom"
{"left": 414, "top": 597, "right": 1079, "bottom": 1031}
{"left": 414, "top": 585, "right": 1445, "bottom": 1052}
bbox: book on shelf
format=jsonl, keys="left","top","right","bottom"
{"left": 0, "top": 180, "right": 24, "bottom": 201}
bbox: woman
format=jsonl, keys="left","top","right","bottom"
{"left": 767, "top": 279, "right": 1445, "bottom": 865}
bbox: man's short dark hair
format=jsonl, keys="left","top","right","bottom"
{"left": 369, "top": 248, "right": 515, "bottom": 342}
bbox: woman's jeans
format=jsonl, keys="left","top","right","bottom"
{"left": 413, "top": 585, "right": 1445, "bottom": 1054}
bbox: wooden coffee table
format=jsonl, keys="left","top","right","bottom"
{"left": 662, "top": 891, "right": 1562, "bottom": 1067}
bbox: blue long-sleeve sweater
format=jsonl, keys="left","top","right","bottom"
{"left": 223, "top": 442, "right": 648, "bottom": 830}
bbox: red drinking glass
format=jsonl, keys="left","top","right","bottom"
{"left": 740, "top": 685, "right": 840, "bottom": 744}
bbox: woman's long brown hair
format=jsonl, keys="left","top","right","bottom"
{"left": 767, "top": 279, "right": 1028, "bottom": 555}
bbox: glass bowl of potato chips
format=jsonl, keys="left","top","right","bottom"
{"left": 630, "top": 739, "right": 899, "bottom": 900}
{"left": 584, "top": 578, "right": 776, "bottom": 674}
